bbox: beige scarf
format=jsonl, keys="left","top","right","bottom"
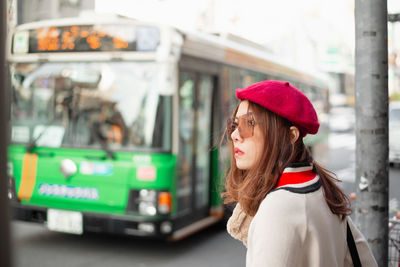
{"left": 226, "top": 203, "right": 253, "bottom": 247}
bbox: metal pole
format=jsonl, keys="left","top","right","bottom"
{"left": 0, "top": 0, "right": 12, "bottom": 265}
{"left": 355, "top": 0, "right": 388, "bottom": 265}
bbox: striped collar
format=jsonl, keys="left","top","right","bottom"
{"left": 273, "top": 163, "right": 321, "bottom": 194}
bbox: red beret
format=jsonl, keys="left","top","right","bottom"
{"left": 236, "top": 80, "right": 319, "bottom": 136}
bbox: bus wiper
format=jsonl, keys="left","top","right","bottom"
{"left": 91, "top": 121, "right": 116, "bottom": 160}
{"left": 98, "top": 138, "right": 116, "bottom": 160}
{"left": 26, "top": 117, "right": 58, "bottom": 153}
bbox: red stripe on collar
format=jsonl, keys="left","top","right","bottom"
{"left": 276, "top": 170, "right": 317, "bottom": 189}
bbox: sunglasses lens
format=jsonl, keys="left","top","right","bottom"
{"left": 227, "top": 119, "right": 237, "bottom": 137}
{"left": 238, "top": 117, "right": 253, "bottom": 138}
{"left": 227, "top": 114, "right": 255, "bottom": 139}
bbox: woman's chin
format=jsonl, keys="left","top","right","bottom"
{"left": 236, "top": 161, "right": 251, "bottom": 170}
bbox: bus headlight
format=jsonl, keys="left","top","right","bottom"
{"left": 138, "top": 189, "right": 157, "bottom": 216}
{"left": 139, "top": 189, "right": 156, "bottom": 200}
{"left": 127, "top": 189, "right": 172, "bottom": 216}
{"left": 138, "top": 201, "right": 157, "bottom": 216}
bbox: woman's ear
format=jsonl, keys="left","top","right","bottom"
{"left": 289, "top": 126, "right": 300, "bottom": 144}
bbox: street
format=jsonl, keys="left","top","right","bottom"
{"left": 10, "top": 131, "right": 399, "bottom": 267}
{"left": 11, "top": 221, "right": 245, "bottom": 267}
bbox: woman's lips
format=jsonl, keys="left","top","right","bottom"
{"left": 234, "top": 147, "right": 244, "bottom": 157}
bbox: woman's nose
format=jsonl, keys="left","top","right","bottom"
{"left": 231, "top": 127, "right": 241, "bottom": 142}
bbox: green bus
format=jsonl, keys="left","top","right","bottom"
{"left": 7, "top": 15, "right": 329, "bottom": 240}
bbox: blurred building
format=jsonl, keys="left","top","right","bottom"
{"left": 388, "top": 24, "right": 400, "bottom": 99}
{"left": 389, "top": 0, "right": 400, "bottom": 99}
{"left": 17, "top": 0, "right": 95, "bottom": 25}
{"left": 16, "top": 0, "right": 400, "bottom": 104}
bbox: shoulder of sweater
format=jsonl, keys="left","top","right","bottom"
{"left": 251, "top": 190, "right": 308, "bottom": 239}
{"left": 256, "top": 189, "right": 307, "bottom": 220}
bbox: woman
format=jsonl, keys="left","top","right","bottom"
{"left": 224, "top": 81, "right": 377, "bottom": 267}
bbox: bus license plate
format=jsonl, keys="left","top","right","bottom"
{"left": 47, "top": 209, "right": 83, "bottom": 235}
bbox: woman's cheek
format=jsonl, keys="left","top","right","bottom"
{"left": 253, "top": 144, "right": 263, "bottom": 163}
{"left": 247, "top": 142, "right": 258, "bottom": 168}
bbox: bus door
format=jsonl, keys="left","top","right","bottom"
{"left": 177, "top": 71, "right": 214, "bottom": 217}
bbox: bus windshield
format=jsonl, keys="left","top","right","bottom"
{"left": 10, "top": 62, "right": 172, "bottom": 152}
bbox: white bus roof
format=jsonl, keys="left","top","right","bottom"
{"left": 11, "top": 15, "right": 328, "bottom": 86}
{"left": 179, "top": 26, "right": 327, "bottom": 85}
{"left": 14, "top": 14, "right": 146, "bottom": 30}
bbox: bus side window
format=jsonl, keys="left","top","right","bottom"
{"left": 177, "top": 72, "right": 195, "bottom": 213}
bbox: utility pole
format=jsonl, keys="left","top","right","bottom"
{"left": 1, "top": 0, "right": 12, "bottom": 266}
{"left": 355, "top": 0, "right": 388, "bottom": 265}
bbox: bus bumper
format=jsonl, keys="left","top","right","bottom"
{"left": 10, "top": 203, "right": 174, "bottom": 238}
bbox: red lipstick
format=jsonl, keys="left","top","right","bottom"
{"left": 234, "top": 147, "right": 244, "bottom": 157}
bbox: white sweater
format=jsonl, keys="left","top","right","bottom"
{"left": 246, "top": 164, "right": 377, "bottom": 267}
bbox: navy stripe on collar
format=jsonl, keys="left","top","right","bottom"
{"left": 285, "top": 162, "right": 312, "bottom": 168}
{"left": 272, "top": 179, "right": 322, "bottom": 194}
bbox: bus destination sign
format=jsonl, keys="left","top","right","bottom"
{"left": 12, "top": 24, "right": 160, "bottom": 54}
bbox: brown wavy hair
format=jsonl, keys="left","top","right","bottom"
{"left": 222, "top": 100, "right": 351, "bottom": 219}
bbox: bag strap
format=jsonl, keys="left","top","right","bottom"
{"left": 347, "top": 221, "right": 362, "bottom": 267}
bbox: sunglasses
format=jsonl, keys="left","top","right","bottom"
{"left": 227, "top": 113, "right": 258, "bottom": 139}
